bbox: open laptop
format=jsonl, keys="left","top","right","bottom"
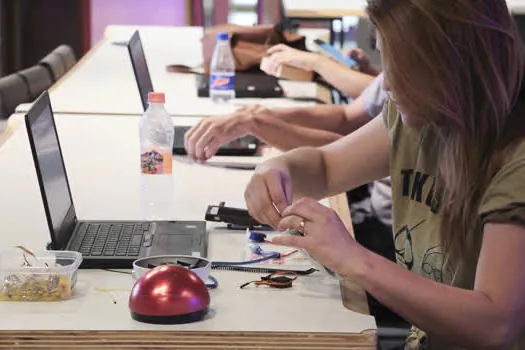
{"left": 126, "top": 30, "right": 260, "bottom": 156}
{"left": 25, "top": 91, "right": 208, "bottom": 268}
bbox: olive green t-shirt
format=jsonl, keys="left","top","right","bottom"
{"left": 383, "top": 100, "right": 525, "bottom": 350}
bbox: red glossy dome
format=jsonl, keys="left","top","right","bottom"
{"left": 129, "top": 265, "right": 210, "bottom": 324}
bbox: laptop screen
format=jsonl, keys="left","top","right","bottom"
{"left": 26, "top": 93, "right": 75, "bottom": 249}
{"left": 127, "top": 30, "right": 154, "bottom": 111}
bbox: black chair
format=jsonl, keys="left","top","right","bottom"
{"left": 53, "top": 45, "right": 77, "bottom": 71}
{"left": 18, "top": 65, "right": 53, "bottom": 100}
{"left": 39, "top": 52, "right": 66, "bottom": 82}
{"left": 355, "top": 17, "right": 382, "bottom": 68}
{"left": 0, "top": 74, "right": 31, "bottom": 118}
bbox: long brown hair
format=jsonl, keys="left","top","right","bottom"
{"left": 367, "top": 0, "right": 525, "bottom": 263}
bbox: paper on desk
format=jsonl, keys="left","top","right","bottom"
{"left": 241, "top": 234, "right": 316, "bottom": 273}
{"left": 279, "top": 80, "right": 318, "bottom": 99}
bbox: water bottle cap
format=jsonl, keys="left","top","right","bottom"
{"left": 148, "top": 92, "right": 165, "bottom": 104}
{"left": 216, "top": 32, "right": 229, "bottom": 41}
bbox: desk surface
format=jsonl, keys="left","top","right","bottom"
{"left": 0, "top": 113, "right": 375, "bottom": 335}
{"left": 283, "top": 0, "right": 367, "bottom": 18}
{"left": 283, "top": 0, "right": 525, "bottom": 18}
{"left": 32, "top": 25, "right": 322, "bottom": 117}
{"left": 509, "top": 0, "right": 525, "bottom": 13}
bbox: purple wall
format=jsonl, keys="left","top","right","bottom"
{"left": 90, "top": 0, "right": 187, "bottom": 46}
{"left": 214, "top": 0, "right": 230, "bottom": 25}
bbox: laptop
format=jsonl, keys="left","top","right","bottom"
{"left": 126, "top": 30, "right": 260, "bottom": 157}
{"left": 25, "top": 91, "right": 208, "bottom": 268}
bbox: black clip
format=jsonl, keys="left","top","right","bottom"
{"left": 240, "top": 271, "right": 298, "bottom": 289}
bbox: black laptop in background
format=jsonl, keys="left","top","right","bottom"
{"left": 126, "top": 30, "right": 153, "bottom": 112}
{"left": 25, "top": 91, "right": 208, "bottom": 268}
{"left": 126, "top": 30, "right": 260, "bottom": 156}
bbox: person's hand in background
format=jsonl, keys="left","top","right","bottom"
{"left": 263, "top": 44, "right": 322, "bottom": 76}
{"left": 344, "top": 48, "right": 381, "bottom": 76}
{"left": 184, "top": 104, "right": 269, "bottom": 162}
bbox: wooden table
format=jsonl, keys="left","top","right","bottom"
{"left": 0, "top": 113, "right": 376, "bottom": 349}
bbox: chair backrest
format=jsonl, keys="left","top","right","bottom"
{"left": 355, "top": 16, "right": 382, "bottom": 68}
{"left": 53, "top": 45, "right": 77, "bottom": 71}
{"left": 39, "top": 52, "right": 66, "bottom": 82}
{"left": 355, "top": 17, "right": 375, "bottom": 52}
{"left": 0, "top": 74, "right": 31, "bottom": 118}
{"left": 18, "top": 65, "right": 53, "bottom": 100}
{"left": 513, "top": 14, "right": 525, "bottom": 48}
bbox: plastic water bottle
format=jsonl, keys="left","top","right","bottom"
{"left": 139, "top": 92, "right": 175, "bottom": 220}
{"left": 210, "top": 32, "right": 235, "bottom": 103}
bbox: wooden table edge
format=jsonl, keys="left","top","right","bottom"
{"left": 0, "top": 330, "right": 377, "bottom": 349}
{"left": 287, "top": 9, "right": 366, "bottom": 18}
{"left": 328, "top": 194, "right": 371, "bottom": 316}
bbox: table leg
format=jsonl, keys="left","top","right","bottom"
{"left": 339, "top": 19, "right": 345, "bottom": 49}
{"left": 329, "top": 19, "right": 336, "bottom": 46}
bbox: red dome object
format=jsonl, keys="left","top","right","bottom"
{"left": 129, "top": 265, "right": 210, "bottom": 324}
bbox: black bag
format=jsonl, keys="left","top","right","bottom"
{"left": 196, "top": 72, "right": 283, "bottom": 98}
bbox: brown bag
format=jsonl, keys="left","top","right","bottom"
{"left": 202, "top": 24, "right": 308, "bottom": 75}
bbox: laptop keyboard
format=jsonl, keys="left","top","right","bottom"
{"left": 77, "top": 223, "right": 151, "bottom": 257}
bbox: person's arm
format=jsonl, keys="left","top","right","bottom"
{"left": 185, "top": 100, "right": 371, "bottom": 161}
{"left": 272, "top": 206, "right": 525, "bottom": 350}
{"left": 347, "top": 223, "right": 525, "bottom": 349}
{"left": 282, "top": 115, "right": 390, "bottom": 199}
{"left": 244, "top": 116, "right": 390, "bottom": 226}
{"left": 265, "top": 44, "right": 375, "bottom": 99}
{"left": 248, "top": 113, "right": 343, "bottom": 151}
{"left": 270, "top": 97, "right": 370, "bottom": 135}
{"left": 312, "top": 57, "right": 375, "bottom": 99}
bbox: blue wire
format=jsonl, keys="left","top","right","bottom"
{"left": 207, "top": 251, "right": 281, "bottom": 289}
{"left": 206, "top": 275, "right": 218, "bottom": 289}
{"left": 211, "top": 252, "right": 280, "bottom": 267}
{"left": 250, "top": 244, "right": 279, "bottom": 257}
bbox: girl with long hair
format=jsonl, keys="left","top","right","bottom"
{"left": 244, "top": 1, "right": 525, "bottom": 348}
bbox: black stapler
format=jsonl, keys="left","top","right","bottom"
{"left": 205, "top": 202, "right": 272, "bottom": 230}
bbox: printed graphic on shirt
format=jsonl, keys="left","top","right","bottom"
{"left": 395, "top": 169, "right": 448, "bottom": 283}
{"left": 401, "top": 169, "right": 440, "bottom": 213}
{"left": 394, "top": 219, "right": 424, "bottom": 270}
{"left": 421, "top": 245, "right": 452, "bottom": 283}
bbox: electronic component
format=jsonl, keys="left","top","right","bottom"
{"left": 205, "top": 202, "right": 271, "bottom": 229}
{"left": 246, "top": 230, "right": 267, "bottom": 243}
{"left": 240, "top": 271, "right": 298, "bottom": 289}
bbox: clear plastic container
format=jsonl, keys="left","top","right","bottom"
{"left": 0, "top": 250, "right": 82, "bottom": 301}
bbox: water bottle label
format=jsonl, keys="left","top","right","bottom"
{"left": 141, "top": 150, "right": 172, "bottom": 174}
{"left": 210, "top": 74, "right": 234, "bottom": 91}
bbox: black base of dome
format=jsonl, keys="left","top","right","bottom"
{"left": 131, "top": 307, "right": 209, "bottom": 324}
